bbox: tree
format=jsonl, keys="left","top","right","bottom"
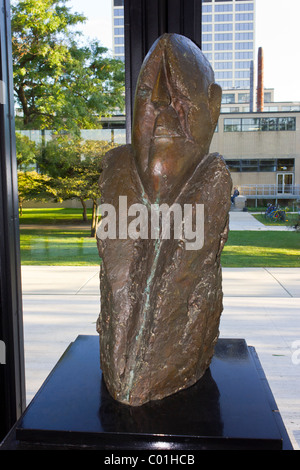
{"left": 15, "top": 132, "right": 37, "bottom": 169}
{"left": 17, "top": 171, "right": 55, "bottom": 215}
{"left": 11, "top": 0, "right": 125, "bottom": 133}
{"left": 43, "top": 138, "right": 117, "bottom": 236}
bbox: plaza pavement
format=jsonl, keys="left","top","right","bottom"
{"left": 20, "top": 211, "right": 300, "bottom": 449}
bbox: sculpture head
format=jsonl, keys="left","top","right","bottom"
{"left": 132, "top": 33, "right": 222, "bottom": 203}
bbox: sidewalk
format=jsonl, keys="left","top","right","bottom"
{"left": 21, "top": 264, "right": 300, "bottom": 449}
{"left": 229, "top": 211, "right": 294, "bottom": 231}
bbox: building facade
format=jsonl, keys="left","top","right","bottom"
{"left": 211, "top": 111, "right": 300, "bottom": 206}
{"left": 202, "top": 0, "right": 255, "bottom": 90}
{"left": 112, "top": 0, "right": 125, "bottom": 62}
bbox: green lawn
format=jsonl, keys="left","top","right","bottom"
{"left": 19, "top": 208, "right": 91, "bottom": 225}
{"left": 222, "top": 231, "right": 300, "bottom": 267}
{"left": 20, "top": 229, "right": 100, "bottom": 265}
{"left": 19, "top": 226, "right": 300, "bottom": 267}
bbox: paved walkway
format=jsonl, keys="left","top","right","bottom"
{"left": 21, "top": 265, "right": 300, "bottom": 449}
{"left": 19, "top": 212, "right": 300, "bottom": 449}
{"left": 229, "top": 211, "right": 294, "bottom": 231}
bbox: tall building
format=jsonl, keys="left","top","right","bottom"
{"left": 112, "top": 0, "right": 125, "bottom": 62}
{"left": 202, "top": 0, "right": 255, "bottom": 90}
{"left": 112, "top": 1, "right": 256, "bottom": 90}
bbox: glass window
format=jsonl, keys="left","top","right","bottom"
{"left": 215, "top": 61, "right": 233, "bottom": 69}
{"left": 114, "top": 0, "right": 124, "bottom": 6}
{"left": 259, "top": 160, "right": 276, "bottom": 172}
{"left": 215, "top": 14, "right": 233, "bottom": 22}
{"left": 263, "top": 92, "right": 272, "bottom": 103}
{"left": 203, "top": 4, "right": 212, "bottom": 12}
{"left": 235, "top": 51, "right": 253, "bottom": 59}
{"left": 215, "top": 4, "right": 233, "bottom": 12}
{"left": 218, "top": 80, "right": 233, "bottom": 88}
{"left": 203, "top": 24, "right": 213, "bottom": 32}
{"left": 236, "top": 3, "right": 254, "bottom": 11}
{"left": 236, "top": 13, "right": 253, "bottom": 21}
{"left": 203, "top": 14, "right": 212, "bottom": 22}
{"left": 261, "top": 117, "right": 277, "bottom": 131}
{"left": 114, "top": 18, "right": 124, "bottom": 25}
{"left": 236, "top": 61, "right": 251, "bottom": 69}
{"left": 235, "top": 42, "right": 253, "bottom": 50}
{"left": 224, "top": 119, "right": 242, "bottom": 132}
{"left": 114, "top": 8, "right": 124, "bottom": 16}
{"left": 215, "top": 23, "right": 233, "bottom": 31}
{"left": 226, "top": 160, "right": 241, "bottom": 172}
{"left": 215, "top": 52, "right": 233, "bottom": 60}
{"left": 235, "top": 70, "right": 250, "bottom": 78}
{"left": 215, "top": 43, "right": 233, "bottom": 50}
{"left": 278, "top": 117, "right": 296, "bottom": 131}
{"left": 202, "top": 43, "right": 213, "bottom": 51}
{"left": 114, "top": 27, "right": 124, "bottom": 35}
{"left": 222, "top": 94, "right": 235, "bottom": 104}
{"left": 114, "top": 46, "right": 124, "bottom": 54}
{"left": 241, "top": 118, "right": 260, "bottom": 131}
{"left": 277, "top": 159, "right": 295, "bottom": 171}
{"left": 241, "top": 159, "right": 259, "bottom": 171}
{"left": 215, "top": 33, "right": 233, "bottom": 41}
{"left": 114, "top": 37, "right": 124, "bottom": 44}
{"left": 216, "top": 71, "right": 233, "bottom": 79}
{"left": 204, "top": 53, "right": 213, "bottom": 61}
{"left": 235, "top": 79, "right": 250, "bottom": 88}
{"left": 236, "top": 32, "right": 253, "bottom": 40}
{"left": 235, "top": 22, "right": 253, "bottom": 30}
{"left": 264, "top": 106, "right": 279, "bottom": 112}
{"left": 238, "top": 93, "right": 250, "bottom": 103}
{"left": 203, "top": 34, "right": 213, "bottom": 41}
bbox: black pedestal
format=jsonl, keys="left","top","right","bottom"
{"left": 0, "top": 336, "right": 293, "bottom": 450}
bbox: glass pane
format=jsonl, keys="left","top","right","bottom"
{"left": 259, "top": 160, "right": 276, "bottom": 172}
{"left": 224, "top": 119, "right": 242, "bottom": 132}
{"left": 241, "top": 118, "right": 260, "bottom": 131}
{"left": 241, "top": 159, "right": 259, "bottom": 171}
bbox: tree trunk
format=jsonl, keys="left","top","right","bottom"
{"left": 91, "top": 199, "right": 98, "bottom": 238}
{"left": 80, "top": 197, "right": 88, "bottom": 222}
{"left": 19, "top": 198, "right": 23, "bottom": 216}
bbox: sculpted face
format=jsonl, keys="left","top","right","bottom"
{"left": 132, "top": 34, "right": 222, "bottom": 203}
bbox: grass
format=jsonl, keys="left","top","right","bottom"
{"left": 19, "top": 225, "right": 300, "bottom": 267}
{"left": 222, "top": 231, "right": 300, "bottom": 267}
{"left": 19, "top": 208, "right": 91, "bottom": 225}
{"left": 20, "top": 229, "right": 100, "bottom": 266}
{"left": 19, "top": 209, "right": 300, "bottom": 267}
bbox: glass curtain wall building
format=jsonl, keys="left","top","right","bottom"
{"left": 112, "top": 1, "right": 256, "bottom": 89}
{"left": 112, "top": 0, "right": 125, "bottom": 62}
{"left": 202, "top": 0, "right": 255, "bottom": 90}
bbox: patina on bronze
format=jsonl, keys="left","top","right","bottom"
{"left": 96, "top": 34, "right": 232, "bottom": 406}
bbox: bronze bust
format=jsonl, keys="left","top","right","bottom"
{"left": 96, "top": 34, "right": 232, "bottom": 406}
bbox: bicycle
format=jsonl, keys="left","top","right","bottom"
{"left": 264, "top": 204, "right": 287, "bottom": 223}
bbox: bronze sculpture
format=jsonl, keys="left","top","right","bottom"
{"left": 96, "top": 33, "right": 232, "bottom": 406}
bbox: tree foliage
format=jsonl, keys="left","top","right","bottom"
{"left": 17, "top": 170, "right": 55, "bottom": 215}
{"left": 12, "top": 0, "right": 125, "bottom": 234}
{"left": 16, "top": 132, "right": 37, "bottom": 168}
{"left": 11, "top": 0, "right": 125, "bottom": 132}
{"left": 42, "top": 138, "right": 117, "bottom": 236}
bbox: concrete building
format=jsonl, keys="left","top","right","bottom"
{"left": 211, "top": 111, "right": 300, "bottom": 206}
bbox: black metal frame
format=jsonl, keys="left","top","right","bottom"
{"left": 124, "top": 0, "right": 202, "bottom": 142}
{"left": 0, "top": 0, "right": 26, "bottom": 441}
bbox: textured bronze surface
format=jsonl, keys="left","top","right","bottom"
{"left": 96, "top": 34, "right": 232, "bottom": 406}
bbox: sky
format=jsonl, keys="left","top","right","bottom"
{"left": 67, "top": 0, "right": 300, "bottom": 103}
